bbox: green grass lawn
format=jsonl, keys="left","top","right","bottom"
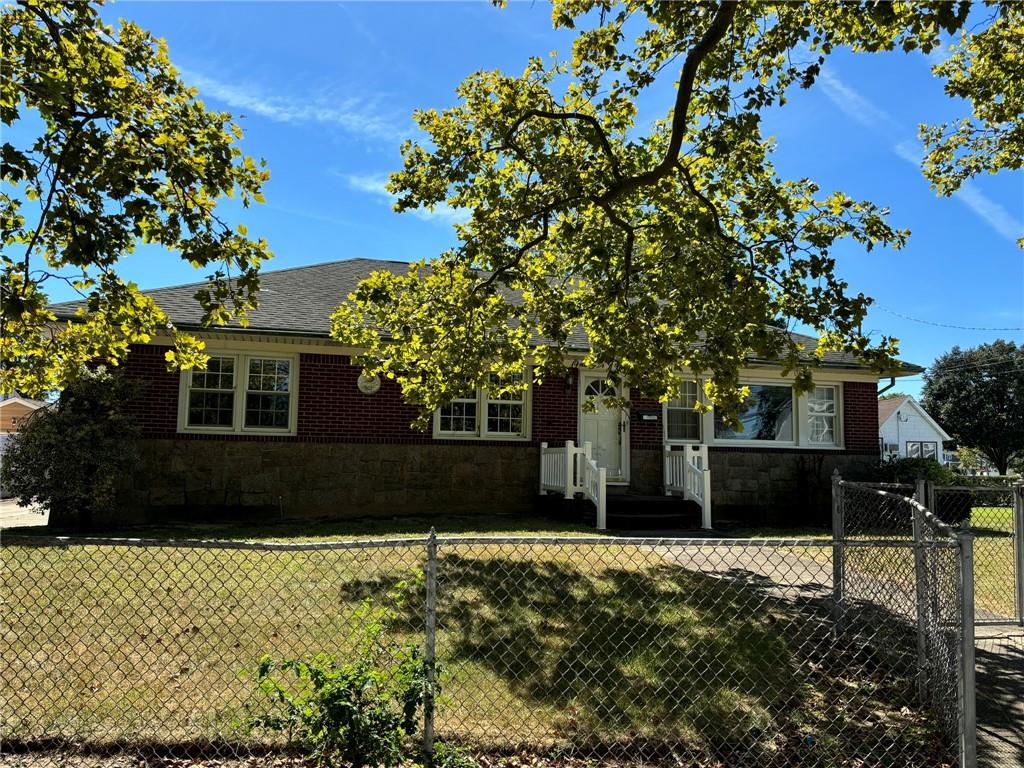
{"left": 0, "top": 518, "right": 949, "bottom": 765}
{"left": 733, "top": 506, "right": 1018, "bottom": 621}
{"left": 2, "top": 511, "right": 599, "bottom": 542}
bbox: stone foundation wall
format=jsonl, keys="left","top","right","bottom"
{"left": 709, "top": 448, "right": 878, "bottom": 526}
{"left": 629, "top": 449, "right": 664, "bottom": 495}
{"left": 116, "top": 439, "right": 539, "bottom": 525}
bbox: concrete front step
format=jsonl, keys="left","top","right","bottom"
{"left": 539, "top": 492, "right": 701, "bottom": 529}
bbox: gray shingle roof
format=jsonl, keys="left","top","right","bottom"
{"left": 51, "top": 257, "right": 920, "bottom": 372}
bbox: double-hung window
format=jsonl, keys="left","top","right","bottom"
{"left": 180, "top": 353, "right": 297, "bottom": 434}
{"left": 438, "top": 383, "right": 479, "bottom": 435}
{"left": 436, "top": 373, "right": 528, "bottom": 439}
{"left": 906, "top": 441, "right": 938, "bottom": 460}
{"left": 666, "top": 380, "right": 701, "bottom": 442}
{"left": 186, "top": 356, "right": 236, "bottom": 427}
{"left": 807, "top": 385, "right": 838, "bottom": 446}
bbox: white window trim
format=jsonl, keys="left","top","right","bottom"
{"left": 663, "top": 379, "right": 702, "bottom": 446}
{"left": 700, "top": 380, "right": 848, "bottom": 449}
{"left": 802, "top": 383, "right": 842, "bottom": 449}
{"left": 177, "top": 352, "right": 300, "bottom": 436}
{"left": 432, "top": 371, "right": 531, "bottom": 441}
{"left": 709, "top": 379, "right": 799, "bottom": 447}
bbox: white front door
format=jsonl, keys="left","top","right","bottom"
{"left": 580, "top": 374, "right": 625, "bottom": 479}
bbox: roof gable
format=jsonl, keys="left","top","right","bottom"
{"left": 0, "top": 395, "right": 50, "bottom": 410}
{"left": 877, "top": 396, "right": 908, "bottom": 426}
{"left": 877, "top": 396, "right": 951, "bottom": 441}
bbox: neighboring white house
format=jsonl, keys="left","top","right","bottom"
{"left": 878, "top": 396, "right": 951, "bottom": 462}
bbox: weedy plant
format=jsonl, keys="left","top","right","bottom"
{"left": 243, "top": 575, "right": 431, "bottom": 768}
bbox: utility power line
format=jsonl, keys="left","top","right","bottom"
{"left": 876, "top": 306, "right": 1024, "bottom": 332}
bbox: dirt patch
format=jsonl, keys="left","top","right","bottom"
{"left": 0, "top": 753, "right": 655, "bottom": 768}
{"left": 0, "top": 756, "right": 307, "bottom": 768}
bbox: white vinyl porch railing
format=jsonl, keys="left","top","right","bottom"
{"left": 539, "top": 440, "right": 607, "bottom": 530}
{"left": 665, "top": 444, "right": 713, "bottom": 530}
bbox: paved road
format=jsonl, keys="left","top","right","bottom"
{"left": 0, "top": 498, "right": 48, "bottom": 529}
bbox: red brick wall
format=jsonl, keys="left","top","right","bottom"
{"left": 531, "top": 369, "right": 578, "bottom": 445}
{"left": 120, "top": 344, "right": 582, "bottom": 447}
{"left": 121, "top": 344, "right": 180, "bottom": 437}
{"left": 296, "top": 353, "right": 424, "bottom": 442}
{"left": 119, "top": 344, "right": 879, "bottom": 453}
{"left": 628, "top": 394, "right": 663, "bottom": 451}
{"left": 842, "top": 381, "right": 880, "bottom": 453}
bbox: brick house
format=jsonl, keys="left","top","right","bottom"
{"left": 53, "top": 258, "right": 915, "bottom": 527}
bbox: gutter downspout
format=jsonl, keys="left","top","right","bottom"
{"left": 877, "top": 376, "right": 897, "bottom": 396}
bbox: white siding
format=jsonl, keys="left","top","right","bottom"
{"left": 879, "top": 403, "right": 947, "bottom": 459}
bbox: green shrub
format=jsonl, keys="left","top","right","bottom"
{"left": 430, "top": 742, "right": 479, "bottom": 768}
{"left": 877, "top": 456, "right": 957, "bottom": 486}
{"left": 244, "top": 582, "right": 430, "bottom": 768}
{"left": 0, "top": 367, "right": 139, "bottom": 530}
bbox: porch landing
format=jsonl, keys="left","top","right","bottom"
{"left": 541, "top": 492, "right": 702, "bottom": 530}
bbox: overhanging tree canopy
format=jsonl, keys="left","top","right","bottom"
{"left": 1, "top": 0, "right": 271, "bottom": 397}
{"left": 331, "top": 0, "right": 1022, "bottom": 424}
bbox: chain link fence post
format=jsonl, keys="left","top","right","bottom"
{"left": 423, "top": 528, "right": 438, "bottom": 765}
{"left": 912, "top": 479, "right": 929, "bottom": 704}
{"left": 958, "top": 521, "right": 977, "bottom": 768}
{"left": 831, "top": 470, "right": 844, "bottom": 635}
{"left": 1014, "top": 481, "right": 1024, "bottom": 625}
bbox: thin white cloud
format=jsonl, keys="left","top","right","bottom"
{"left": 819, "top": 66, "right": 1022, "bottom": 244}
{"left": 816, "top": 68, "right": 900, "bottom": 132}
{"left": 950, "top": 183, "right": 1024, "bottom": 244}
{"left": 183, "top": 69, "right": 408, "bottom": 143}
{"left": 892, "top": 140, "right": 1022, "bottom": 243}
{"left": 341, "top": 173, "right": 470, "bottom": 227}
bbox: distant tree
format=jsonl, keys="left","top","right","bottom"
{"left": 922, "top": 341, "right": 1024, "bottom": 475}
{"left": 880, "top": 391, "right": 911, "bottom": 400}
{"left": 0, "top": 367, "right": 140, "bottom": 530}
{"left": 2, "top": 0, "right": 271, "bottom": 399}
{"left": 955, "top": 445, "right": 990, "bottom": 473}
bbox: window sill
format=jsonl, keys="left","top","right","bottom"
{"left": 178, "top": 427, "right": 297, "bottom": 437}
{"left": 433, "top": 433, "right": 530, "bottom": 442}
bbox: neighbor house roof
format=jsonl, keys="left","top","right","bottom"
{"left": 877, "top": 396, "right": 908, "bottom": 425}
{"left": 877, "top": 396, "right": 951, "bottom": 441}
{"left": 51, "top": 258, "right": 923, "bottom": 374}
{"left": 0, "top": 394, "right": 50, "bottom": 410}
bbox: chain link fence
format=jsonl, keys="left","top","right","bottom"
{"left": 833, "top": 479, "right": 972, "bottom": 766}
{"left": 933, "top": 484, "right": 1020, "bottom": 624}
{"left": 2, "top": 529, "right": 973, "bottom": 767}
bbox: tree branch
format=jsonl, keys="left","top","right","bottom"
{"left": 599, "top": 1, "right": 737, "bottom": 204}
{"left": 473, "top": 213, "right": 550, "bottom": 293}
{"left": 507, "top": 108, "right": 624, "bottom": 182}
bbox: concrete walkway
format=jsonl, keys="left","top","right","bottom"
{"left": 0, "top": 498, "right": 48, "bottom": 529}
{"left": 976, "top": 625, "right": 1024, "bottom": 767}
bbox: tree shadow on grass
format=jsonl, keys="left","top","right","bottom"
{"left": 341, "top": 551, "right": 951, "bottom": 765}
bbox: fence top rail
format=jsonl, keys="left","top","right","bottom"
{"left": 0, "top": 535, "right": 431, "bottom": 552}
{"left": 1, "top": 532, "right": 961, "bottom": 551}
{"left": 936, "top": 484, "right": 1016, "bottom": 494}
{"left": 840, "top": 480, "right": 927, "bottom": 507}
{"left": 839, "top": 479, "right": 960, "bottom": 542}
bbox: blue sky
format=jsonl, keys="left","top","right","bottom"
{"left": 48, "top": 1, "right": 1024, "bottom": 397}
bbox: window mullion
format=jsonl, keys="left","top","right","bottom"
{"left": 234, "top": 354, "right": 244, "bottom": 433}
